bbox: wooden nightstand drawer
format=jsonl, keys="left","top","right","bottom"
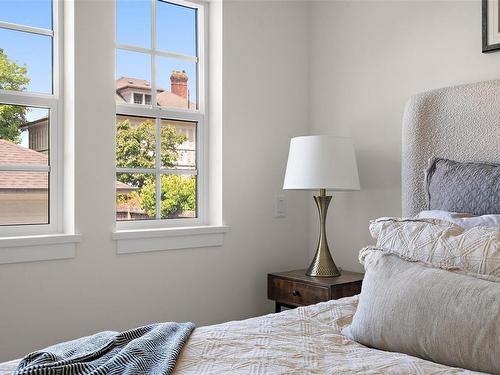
{"left": 268, "top": 269, "right": 364, "bottom": 312}
{"left": 268, "top": 277, "right": 329, "bottom": 306}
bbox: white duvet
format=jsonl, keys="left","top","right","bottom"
{"left": 172, "top": 296, "right": 484, "bottom": 374}
{"left": 0, "top": 296, "right": 485, "bottom": 375}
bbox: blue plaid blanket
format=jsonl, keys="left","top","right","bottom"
{"left": 14, "top": 322, "right": 195, "bottom": 375}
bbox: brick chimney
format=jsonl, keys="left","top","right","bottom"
{"left": 170, "top": 70, "right": 188, "bottom": 99}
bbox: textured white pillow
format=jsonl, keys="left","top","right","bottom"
{"left": 343, "top": 250, "right": 500, "bottom": 374}
{"left": 369, "top": 217, "right": 500, "bottom": 280}
{"left": 416, "top": 210, "right": 500, "bottom": 229}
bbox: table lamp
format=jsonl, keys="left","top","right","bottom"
{"left": 283, "top": 135, "right": 360, "bottom": 277}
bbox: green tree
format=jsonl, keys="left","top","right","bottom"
{"left": 141, "top": 174, "right": 196, "bottom": 218}
{"left": 116, "top": 118, "right": 195, "bottom": 218}
{"left": 116, "top": 119, "right": 187, "bottom": 188}
{"left": 0, "top": 48, "right": 30, "bottom": 143}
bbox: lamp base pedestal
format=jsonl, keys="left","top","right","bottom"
{"left": 305, "top": 189, "right": 341, "bottom": 277}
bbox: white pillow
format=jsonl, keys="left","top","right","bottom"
{"left": 416, "top": 210, "right": 500, "bottom": 229}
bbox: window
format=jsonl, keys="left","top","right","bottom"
{"left": 133, "top": 93, "right": 143, "bottom": 104}
{"left": 0, "top": 0, "right": 62, "bottom": 234}
{"left": 115, "top": 0, "right": 205, "bottom": 227}
{"left": 131, "top": 93, "right": 153, "bottom": 106}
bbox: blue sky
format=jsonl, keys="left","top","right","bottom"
{"left": 0, "top": 0, "right": 53, "bottom": 95}
{"left": 0, "top": 0, "right": 52, "bottom": 145}
{"left": 116, "top": 0, "right": 198, "bottom": 104}
{"left": 0, "top": 0, "right": 198, "bottom": 111}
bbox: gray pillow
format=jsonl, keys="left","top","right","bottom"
{"left": 342, "top": 251, "right": 500, "bottom": 374}
{"left": 425, "top": 158, "right": 500, "bottom": 215}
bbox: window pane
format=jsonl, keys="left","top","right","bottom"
{"left": 156, "top": 58, "right": 197, "bottom": 110}
{"left": 159, "top": 174, "right": 196, "bottom": 219}
{"left": 116, "top": 115, "right": 156, "bottom": 168}
{"left": 0, "top": 0, "right": 52, "bottom": 30}
{"left": 0, "top": 105, "right": 49, "bottom": 165}
{"left": 116, "top": 173, "right": 156, "bottom": 221}
{"left": 156, "top": 0, "right": 197, "bottom": 56}
{"left": 133, "top": 93, "right": 143, "bottom": 104}
{"left": 0, "top": 171, "right": 48, "bottom": 225}
{"left": 0, "top": 28, "right": 53, "bottom": 94}
{"left": 116, "top": 49, "right": 151, "bottom": 105}
{"left": 160, "top": 119, "right": 196, "bottom": 169}
{"left": 116, "top": 0, "right": 150, "bottom": 48}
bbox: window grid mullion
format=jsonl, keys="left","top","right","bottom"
{"left": 0, "top": 165, "right": 50, "bottom": 172}
{"left": 116, "top": 167, "right": 197, "bottom": 175}
{"left": 155, "top": 118, "right": 161, "bottom": 219}
{"left": 116, "top": 104, "right": 204, "bottom": 122}
{"left": 115, "top": 44, "right": 198, "bottom": 63}
{"left": 116, "top": 167, "right": 155, "bottom": 174}
{"left": 151, "top": 0, "right": 157, "bottom": 111}
{"left": 152, "top": 1, "right": 161, "bottom": 220}
{"left": 0, "top": 91, "right": 58, "bottom": 107}
{"left": 0, "top": 21, "right": 53, "bottom": 37}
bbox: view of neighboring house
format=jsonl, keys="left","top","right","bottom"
{"left": 22, "top": 70, "right": 196, "bottom": 169}
{"left": 115, "top": 70, "right": 197, "bottom": 170}
{"left": 0, "top": 140, "right": 48, "bottom": 225}
{"left": 16, "top": 70, "right": 196, "bottom": 222}
{"left": 20, "top": 117, "right": 49, "bottom": 155}
{"left": 0, "top": 140, "right": 136, "bottom": 225}
{"left": 116, "top": 70, "right": 195, "bottom": 109}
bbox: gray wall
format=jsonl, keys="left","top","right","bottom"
{"left": 0, "top": 0, "right": 310, "bottom": 361}
{"left": 307, "top": 0, "right": 500, "bottom": 272}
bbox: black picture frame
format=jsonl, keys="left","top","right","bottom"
{"left": 482, "top": 0, "right": 500, "bottom": 53}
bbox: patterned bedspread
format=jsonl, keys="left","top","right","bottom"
{"left": 0, "top": 296, "right": 485, "bottom": 375}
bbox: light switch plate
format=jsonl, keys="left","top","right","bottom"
{"left": 275, "top": 194, "right": 286, "bottom": 218}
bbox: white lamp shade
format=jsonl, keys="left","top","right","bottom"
{"left": 283, "top": 135, "right": 360, "bottom": 191}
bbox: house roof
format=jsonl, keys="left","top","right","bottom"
{"left": 115, "top": 77, "right": 165, "bottom": 92}
{"left": 0, "top": 140, "right": 136, "bottom": 192}
{"left": 116, "top": 181, "right": 137, "bottom": 193}
{"left": 0, "top": 139, "right": 47, "bottom": 165}
{"left": 116, "top": 76, "right": 195, "bottom": 109}
{"left": 20, "top": 117, "right": 47, "bottom": 131}
{"left": 0, "top": 140, "right": 47, "bottom": 189}
{"left": 0, "top": 170, "right": 47, "bottom": 190}
{"left": 157, "top": 90, "right": 195, "bottom": 109}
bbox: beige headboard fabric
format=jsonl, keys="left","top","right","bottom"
{"left": 402, "top": 80, "right": 500, "bottom": 217}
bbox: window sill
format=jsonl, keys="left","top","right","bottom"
{"left": 112, "top": 225, "right": 229, "bottom": 254}
{"left": 0, "top": 233, "right": 82, "bottom": 264}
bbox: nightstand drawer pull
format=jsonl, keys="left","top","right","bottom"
{"left": 291, "top": 290, "right": 300, "bottom": 297}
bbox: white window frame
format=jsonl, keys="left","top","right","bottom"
{"left": 0, "top": 1, "right": 64, "bottom": 237}
{"left": 115, "top": 0, "right": 207, "bottom": 231}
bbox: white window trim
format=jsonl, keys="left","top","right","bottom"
{"left": 115, "top": 0, "right": 208, "bottom": 231}
{"left": 113, "top": 0, "right": 226, "bottom": 253}
{"left": 0, "top": 233, "right": 81, "bottom": 264}
{"left": 112, "top": 225, "right": 228, "bottom": 254}
{"left": 0, "top": 1, "right": 79, "bottom": 263}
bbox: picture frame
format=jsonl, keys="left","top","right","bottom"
{"left": 482, "top": 0, "right": 500, "bottom": 52}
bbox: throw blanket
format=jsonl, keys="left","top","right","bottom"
{"left": 14, "top": 322, "right": 195, "bottom": 375}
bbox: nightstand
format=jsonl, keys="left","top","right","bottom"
{"left": 268, "top": 269, "right": 364, "bottom": 312}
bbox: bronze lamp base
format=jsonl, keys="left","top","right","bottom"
{"left": 306, "top": 189, "right": 341, "bottom": 277}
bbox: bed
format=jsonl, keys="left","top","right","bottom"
{"left": 1, "top": 80, "right": 499, "bottom": 374}
{"left": 0, "top": 296, "right": 486, "bottom": 375}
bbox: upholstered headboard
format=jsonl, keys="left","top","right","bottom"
{"left": 402, "top": 80, "right": 500, "bottom": 217}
